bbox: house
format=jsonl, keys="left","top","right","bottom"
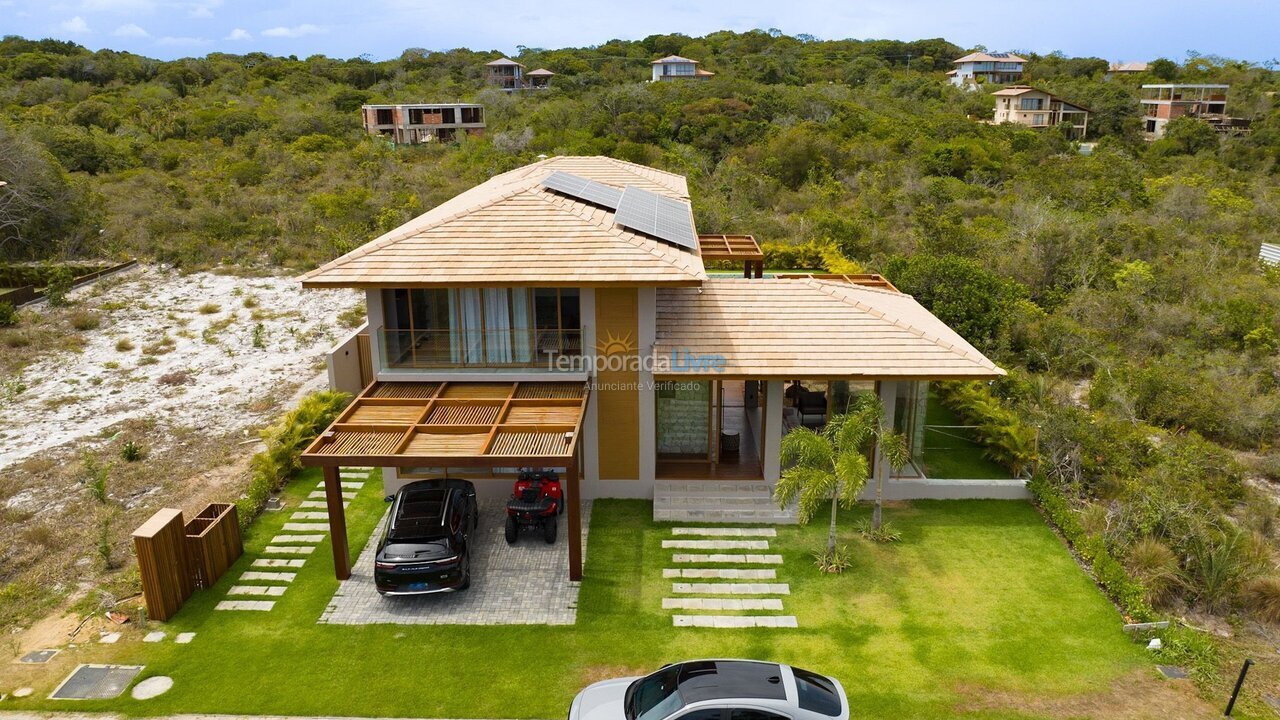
{"left": 485, "top": 57, "right": 555, "bottom": 91}
{"left": 651, "top": 55, "right": 715, "bottom": 82}
{"left": 360, "top": 103, "right": 485, "bottom": 145}
{"left": 1107, "top": 61, "right": 1149, "bottom": 77}
{"left": 1140, "top": 84, "right": 1249, "bottom": 138}
{"left": 296, "top": 156, "right": 1008, "bottom": 582}
{"left": 991, "top": 86, "right": 1090, "bottom": 139}
{"left": 949, "top": 51, "right": 1026, "bottom": 87}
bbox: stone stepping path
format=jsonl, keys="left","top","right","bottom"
{"left": 663, "top": 598, "right": 784, "bottom": 611}
{"left": 673, "top": 615, "right": 798, "bottom": 628}
{"left": 662, "top": 539, "right": 770, "bottom": 550}
{"left": 175, "top": 632, "right": 196, "bottom": 643}
{"left": 218, "top": 471, "right": 367, "bottom": 612}
{"left": 662, "top": 525, "right": 795, "bottom": 628}
{"left": 673, "top": 582, "right": 790, "bottom": 595}
{"left": 239, "top": 571, "right": 297, "bottom": 582}
{"left": 672, "top": 527, "right": 777, "bottom": 537}
{"left": 264, "top": 545, "right": 316, "bottom": 555}
{"left": 215, "top": 600, "right": 276, "bottom": 611}
{"left": 664, "top": 568, "right": 776, "bottom": 579}
{"left": 271, "top": 534, "right": 324, "bottom": 544}
{"left": 251, "top": 558, "right": 306, "bottom": 568}
{"left": 672, "top": 553, "right": 783, "bottom": 564}
{"left": 228, "top": 585, "right": 288, "bottom": 597}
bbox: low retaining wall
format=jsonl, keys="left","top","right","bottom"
{"left": 865, "top": 477, "right": 1031, "bottom": 501}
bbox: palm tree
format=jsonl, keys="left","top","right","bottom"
{"left": 774, "top": 393, "right": 911, "bottom": 559}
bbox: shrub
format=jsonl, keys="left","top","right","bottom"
{"left": 883, "top": 254, "right": 1029, "bottom": 352}
{"left": 336, "top": 303, "right": 365, "bottom": 329}
{"left": 1125, "top": 537, "right": 1180, "bottom": 607}
{"left": 43, "top": 265, "right": 75, "bottom": 306}
{"left": 1243, "top": 577, "right": 1280, "bottom": 624}
{"left": 97, "top": 518, "right": 113, "bottom": 570}
{"left": 935, "top": 381, "right": 1039, "bottom": 475}
{"left": 0, "top": 301, "right": 17, "bottom": 328}
{"left": 70, "top": 310, "right": 100, "bottom": 331}
{"left": 83, "top": 451, "right": 109, "bottom": 503}
{"left": 1184, "top": 527, "right": 1267, "bottom": 613}
{"left": 198, "top": 302, "right": 221, "bottom": 314}
{"left": 814, "top": 545, "right": 853, "bottom": 573}
{"left": 242, "top": 295, "right": 260, "bottom": 309}
{"left": 114, "top": 337, "right": 134, "bottom": 352}
{"left": 1156, "top": 624, "right": 1220, "bottom": 683}
{"left": 854, "top": 518, "right": 902, "bottom": 543}
{"left": 252, "top": 322, "right": 266, "bottom": 349}
{"left": 158, "top": 370, "right": 191, "bottom": 385}
{"left": 238, "top": 390, "right": 351, "bottom": 528}
{"left": 120, "top": 440, "right": 143, "bottom": 462}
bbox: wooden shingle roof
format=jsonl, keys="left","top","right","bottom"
{"left": 654, "top": 278, "right": 1004, "bottom": 379}
{"left": 298, "top": 156, "right": 704, "bottom": 288}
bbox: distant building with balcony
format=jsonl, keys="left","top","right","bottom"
{"left": 485, "top": 57, "right": 555, "bottom": 91}
{"left": 650, "top": 55, "right": 715, "bottom": 82}
{"left": 991, "top": 86, "right": 1090, "bottom": 139}
{"left": 949, "top": 51, "right": 1026, "bottom": 87}
{"left": 1107, "top": 61, "right": 1149, "bottom": 77}
{"left": 1140, "top": 84, "right": 1249, "bottom": 138}
{"left": 361, "top": 103, "right": 485, "bottom": 145}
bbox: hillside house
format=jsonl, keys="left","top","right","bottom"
{"left": 651, "top": 55, "right": 715, "bottom": 81}
{"left": 992, "top": 86, "right": 1090, "bottom": 139}
{"left": 361, "top": 104, "right": 485, "bottom": 144}
{"left": 1141, "top": 84, "right": 1249, "bottom": 138}
{"left": 485, "top": 57, "right": 555, "bottom": 91}
{"left": 949, "top": 51, "right": 1026, "bottom": 87}
{"left": 298, "top": 156, "right": 1012, "bottom": 582}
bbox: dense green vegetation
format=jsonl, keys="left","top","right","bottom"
{"left": 4, "top": 27, "right": 1280, "bottom": 696}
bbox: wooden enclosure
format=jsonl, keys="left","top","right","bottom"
{"left": 132, "top": 508, "right": 196, "bottom": 622}
{"left": 185, "top": 503, "right": 242, "bottom": 589}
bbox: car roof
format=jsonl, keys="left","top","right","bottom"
{"left": 673, "top": 661, "right": 787, "bottom": 703}
{"left": 389, "top": 481, "right": 460, "bottom": 538}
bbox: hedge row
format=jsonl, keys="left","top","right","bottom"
{"left": 238, "top": 390, "right": 352, "bottom": 529}
{"left": 1029, "top": 475, "right": 1155, "bottom": 622}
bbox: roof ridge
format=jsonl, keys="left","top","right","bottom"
{"left": 802, "top": 279, "right": 998, "bottom": 370}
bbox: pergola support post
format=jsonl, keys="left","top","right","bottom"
{"left": 323, "top": 465, "right": 351, "bottom": 580}
{"left": 567, "top": 455, "right": 583, "bottom": 581}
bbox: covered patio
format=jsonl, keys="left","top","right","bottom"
{"left": 300, "top": 380, "right": 591, "bottom": 581}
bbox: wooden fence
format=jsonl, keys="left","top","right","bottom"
{"left": 133, "top": 502, "right": 243, "bottom": 620}
{"left": 0, "top": 259, "right": 138, "bottom": 307}
{"left": 133, "top": 508, "right": 196, "bottom": 622}
{"left": 185, "top": 503, "right": 242, "bottom": 589}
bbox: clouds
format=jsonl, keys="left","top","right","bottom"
{"left": 113, "top": 23, "right": 149, "bottom": 38}
{"left": 225, "top": 28, "right": 251, "bottom": 41}
{"left": 58, "top": 16, "right": 91, "bottom": 33}
{"left": 261, "top": 23, "right": 325, "bottom": 38}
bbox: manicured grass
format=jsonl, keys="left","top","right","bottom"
{"left": 921, "top": 388, "right": 1012, "bottom": 479}
{"left": 12, "top": 470, "right": 1147, "bottom": 719}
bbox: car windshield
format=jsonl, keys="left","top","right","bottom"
{"left": 626, "top": 667, "right": 683, "bottom": 720}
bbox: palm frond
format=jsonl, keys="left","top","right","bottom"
{"left": 780, "top": 426, "right": 834, "bottom": 471}
{"left": 778, "top": 465, "right": 837, "bottom": 523}
{"left": 878, "top": 429, "right": 911, "bottom": 471}
{"left": 833, "top": 447, "right": 870, "bottom": 509}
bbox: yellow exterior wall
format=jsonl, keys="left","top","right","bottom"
{"left": 595, "top": 287, "right": 640, "bottom": 479}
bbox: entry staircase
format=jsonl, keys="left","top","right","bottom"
{"left": 653, "top": 480, "right": 798, "bottom": 524}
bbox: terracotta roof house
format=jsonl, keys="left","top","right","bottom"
{"left": 298, "top": 156, "right": 1008, "bottom": 582}
{"left": 991, "top": 86, "right": 1090, "bottom": 139}
{"left": 1107, "top": 61, "right": 1149, "bottom": 75}
{"left": 950, "top": 51, "right": 1026, "bottom": 88}
{"left": 651, "top": 55, "right": 715, "bottom": 81}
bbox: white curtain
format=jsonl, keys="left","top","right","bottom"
{"left": 483, "top": 289, "right": 512, "bottom": 364}
{"left": 455, "top": 289, "right": 484, "bottom": 364}
{"left": 510, "top": 289, "right": 532, "bottom": 363}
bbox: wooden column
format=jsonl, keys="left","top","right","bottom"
{"left": 324, "top": 465, "right": 351, "bottom": 580}
{"left": 567, "top": 456, "right": 583, "bottom": 581}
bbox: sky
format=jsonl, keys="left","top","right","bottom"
{"left": 2, "top": 0, "right": 1278, "bottom": 64}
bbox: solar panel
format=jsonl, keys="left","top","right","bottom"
{"left": 990, "top": 52, "right": 1010, "bottom": 58}
{"left": 540, "top": 171, "right": 622, "bottom": 209}
{"left": 614, "top": 186, "right": 698, "bottom": 251}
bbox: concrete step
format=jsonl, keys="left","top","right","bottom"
{"left": 662, "top": 598, "right": 784, "bottom": 611}
{"left": 655, "top": 508, "right": 798, "bottom": 524}
{"left": 654, "top": 480, "right": 797, "bottom": 525}
{"left": 672, "top": 553, "right": 784, "bottom": 564}
{"left": 215, "top": 600, "right": 276, "bottom": 611}
{"left": 664, "top": 568, "right": 776, "bottom": 579}
{"left": 671, "top": 527, "right": 777, "bottom": 537}
{"left": 673, "top": 615, "right": 798, "bottom": 628}
{"left": 227, "top": 585, "right": 287, "bottom": 597}
{"left": 673, "top": 582, "right": 791, "bottom": 595}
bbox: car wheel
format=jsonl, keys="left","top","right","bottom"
{"left": 543, "top": 515, "right": 558, "bottom": 544}
{"left": 504, "top": 515, "right": 518, "bottom": 545}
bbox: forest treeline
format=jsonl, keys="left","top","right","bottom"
{"left": 5, "top": 29, "right": 1280, "bottom": 633}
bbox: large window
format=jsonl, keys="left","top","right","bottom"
{"left": 1019, "top": 97, "right": 1045, "bottom": 111}
{"left": 381, "top": 288, "right": 580, "bottom": 368}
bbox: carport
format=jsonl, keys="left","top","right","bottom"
{"left": 300, "top": 380, "right": 590, "bottom": 581}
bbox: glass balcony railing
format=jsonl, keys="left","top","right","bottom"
{"left": 377, "top": 327, "right": 583, "bottom": 370}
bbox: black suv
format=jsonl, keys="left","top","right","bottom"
{"left": 374, "top": 479, "right": 478, "bottom": 596}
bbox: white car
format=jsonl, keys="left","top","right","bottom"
{"left": 568, "top": 660, "right": 849, "bottom": 720}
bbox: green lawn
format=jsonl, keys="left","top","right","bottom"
{"left": 12, "top": 468, "right": 1150, "bottom": 719}
{"left": 921, "top": 388, "right": 1012, "bottom": 479}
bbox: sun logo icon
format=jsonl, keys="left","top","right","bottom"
{"left": 596, "top": 330, "right": 634, "bottom": 356}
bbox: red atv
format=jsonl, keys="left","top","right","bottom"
{"left": 504, "top": 469, "right": 563, "bottom": 545}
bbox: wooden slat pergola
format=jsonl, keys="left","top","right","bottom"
{"left": 698, "top": 234, "right": 765, "bottom": 278}
{"left": 773, "top": 273, "right": 900, "bottom": 292}
{"left": 301, "top": 380, "right": 591, "bottom": 581}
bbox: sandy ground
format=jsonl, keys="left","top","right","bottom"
{"left": 0, "top": 266, "right": 360, "bottom": 470}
